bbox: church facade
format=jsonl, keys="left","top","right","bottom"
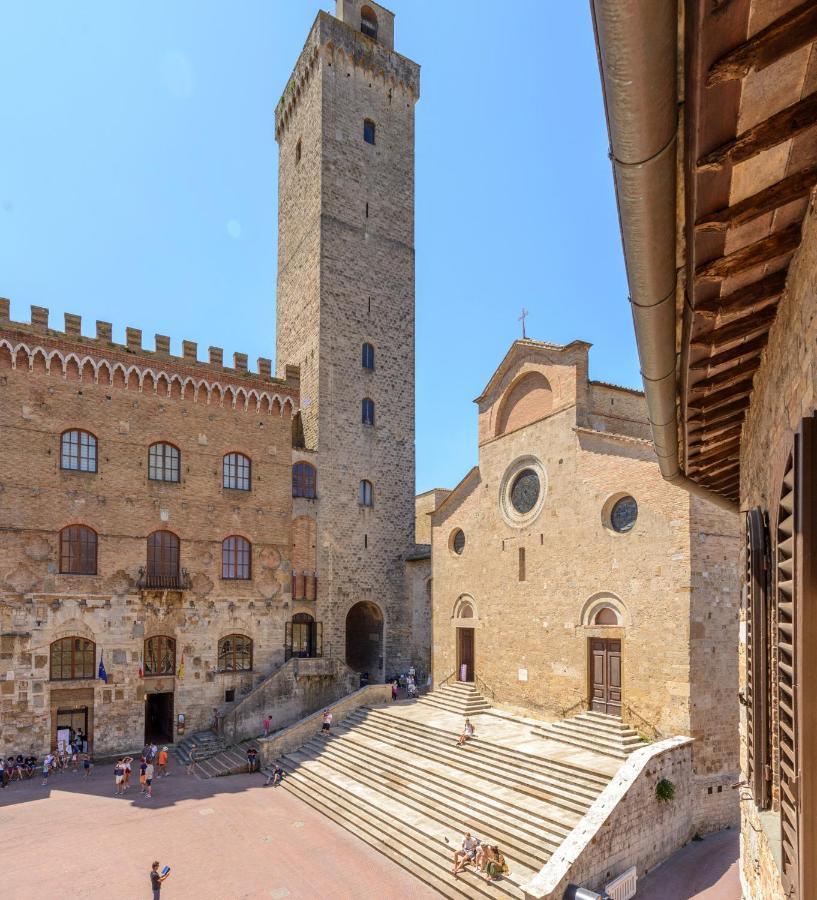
{"left": 430, "top": 339, "right": 741, "bottom": 831}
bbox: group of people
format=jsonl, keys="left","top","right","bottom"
{"left": 114, "top": 743, "right": 169, "bottom": 799}
{"left": 451, "top": 831, "right": 509, "bottom": 882}
{"left": 1, "top": 743, "right": 96, "bottom": 786}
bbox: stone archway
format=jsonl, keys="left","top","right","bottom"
{"left": 345, "top": 601, "right": 384, "bottom": 681}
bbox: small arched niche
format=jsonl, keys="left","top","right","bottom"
{"left": 453, "top": 595, "right": 478, "bottom": 622}
{"left": 593, "top": 606, "right": 620, "bottom": 626}
{"left": 580, "top": 592, "right": 629, "bottom": 628}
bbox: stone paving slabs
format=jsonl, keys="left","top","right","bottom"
{"left": 0, "top": 766, "right": 437, "bottom": 899}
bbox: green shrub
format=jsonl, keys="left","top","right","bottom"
{"left": 656, "top": 778, "right": 675, "bottom": 804}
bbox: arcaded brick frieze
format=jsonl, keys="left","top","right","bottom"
{"left": 0, "top": 304, "right": 299, "bottom": 413}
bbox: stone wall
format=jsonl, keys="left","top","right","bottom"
{"left": 258, "top": 681, "right": 392, "bottom": 762}
{"left": 274, "top": 9, "right": 421, "bottom": 680}
{"left": 0, "top": 311, "right": 298, "bottom": 755}
{"left": 414, "top": 489, "right": 450, "bottom": 545}
{"left": 736, "top": 198, "right": 817, "bottom": 897}
{"left": 522, "top": 738, "right": 695, "bottom": 898}
{"left": 221, "top": 657, "right": 358, "bottom": 743}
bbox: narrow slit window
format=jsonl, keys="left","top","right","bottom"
{"left": 363, "top": 119, "right": 376, "bottom": 145}
{"left": 295, "top": 138, "right": 302, "bottom": 165}
{"left": 518, "top": 547, "right": 526, "bottom": 582}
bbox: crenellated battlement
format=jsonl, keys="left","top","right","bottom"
{"left": 0, "top": 299, "right": 299, "bottom": 415}
{"left": 275, "top": 10, "right": 420, "bottom": 141}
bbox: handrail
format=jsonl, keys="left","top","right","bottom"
{"left": 559, "top": 697, "right": 587, "bottom": 719}
{"left": 474, "top": 673, "right": 495, "bottom": 699}
{"left": 439, "top": 670, "right": 456, "bottom": 688}
{"left": 623, "top": 702, "right": 663, "bottom": 741}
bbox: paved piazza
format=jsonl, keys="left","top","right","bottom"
{"left": 0, "top": 764, "right": 436, "bottom": 899}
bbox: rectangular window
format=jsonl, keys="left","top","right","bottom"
{"left": 363, "top": 119, "right": 375, "bottom": 144}
{"left": 518, "top": 547, "right": 526, "bottom": 582}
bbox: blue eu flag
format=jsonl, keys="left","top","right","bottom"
{"left": 98, "top": 652, "right": 107, "bottom": 683}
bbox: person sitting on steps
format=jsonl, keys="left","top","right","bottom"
{"left": 456, "top": 717, "right": 475, "bottom": 747}
{"left": 451, "top": 831, "right": 479, "bottom": 875}
{"left": 483, "top": 845, "right": 509, "bottom": 882}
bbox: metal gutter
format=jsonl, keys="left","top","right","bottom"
{"left": 590, "top": 0, "right": 738, "bottom": 513}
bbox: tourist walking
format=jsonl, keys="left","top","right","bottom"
{"left": 82, "top": 752, "right": 93, "bottom": 778}
{"left": 114, "top": 759, "right": 126, "bottom": 795}
{"left": 157, "top": 746, "right": 169, "bottom": 777}
{"left": 150, "top": 860, "right": 170, "bottom": 899}
{"left": 321, "top": 709, "right": 333, "bottom": 736}
{"left": 246, "top": 746, "right": 258, "bottom": 773}
{"left": 391, "top": 681, "right": 398, "bottom": 701}
{"left": 144, "top": 761, "right": 155, "bottom": 798}
{"left": 263, "top": 715, "right": 271, "bottom": 737}
{"left": 122, "top": 756, "right": 133, "bottom": 791}
{"left": 139, "top": 758, "right": 148, "bottom": 792}
{"left": 186, "top": 744, "right": 196, "bottom": 776}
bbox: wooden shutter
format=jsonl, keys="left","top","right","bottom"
{"left": 794, "top": 414, "right": 817, "bottom": 897}
{"left": 745, "top": 507, "right": 771, "bottom": 808}
{"left": 777, "top": 446, "right": 798, "bottom": 896}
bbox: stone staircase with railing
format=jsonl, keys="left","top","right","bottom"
{"left": 173, "top": 730, "right": 261, "bottom": 778}
{"left": 268, "top": 703, "right": 613, "bottom": 898}
{"left": 532, "top": 711, "right": 648, "bottom": 760}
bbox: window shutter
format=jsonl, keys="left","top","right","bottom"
{"left": 746, "top": 506, "right": 771, "bottom": 809}
{"left": 776, "top": 445, "right": 798, "bottom": 897}
{"left": 316, "top": 622, "right": 323, "bottom": 658}
{"left": 793, "top": 414, "right": 817, "bottom": 896}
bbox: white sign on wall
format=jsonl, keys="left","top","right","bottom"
{"left": 518, "top": 668, "right": 528, "bottom": 683}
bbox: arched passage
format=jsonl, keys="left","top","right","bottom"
{"left": 345, "top": 601, "right": 384, "bottom": 680}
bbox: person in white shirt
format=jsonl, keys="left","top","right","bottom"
{"left": 456, "top": 718, "right": 475, "bottom": 747}
{"left": 321, "top": 710, "right": 333, "bottom": 735}
{"left": 144, "top": 761, "right": 155, "bottom": 799}
{"left": 452, "top": 832, "right": 479, "bottom": 875}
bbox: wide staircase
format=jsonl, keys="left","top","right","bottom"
{"left": 271, "top": 705, "right": 612, "bottom": 898}
{"left": 532, "top": 711, "right": 647, "bottom": 760}
{"left": 416, "top": 680, "right": 492, "bottom": 716}
{"left": 174, "top": 730, "right": 263, "bottom": 778}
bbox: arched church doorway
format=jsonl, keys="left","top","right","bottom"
{"left": 345, "top": 601, "right": 384, "bottom": 681}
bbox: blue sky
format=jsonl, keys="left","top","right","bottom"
{"left": 1, "top": 1, "right": 636, "bottom": 492}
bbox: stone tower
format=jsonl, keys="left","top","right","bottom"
{"left": 275, "top": 2, "right": 420, "bottom": 680}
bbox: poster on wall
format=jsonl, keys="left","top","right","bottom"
{"left": 57, "top": 728, "right": 70, "bottom": 751}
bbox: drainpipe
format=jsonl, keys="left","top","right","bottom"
{"left": 590, "top": 0, "right": 738, "bottom": 513}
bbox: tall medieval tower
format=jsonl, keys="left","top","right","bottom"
{"left": 275, "top": 2, "right": 420, "bottom": 680}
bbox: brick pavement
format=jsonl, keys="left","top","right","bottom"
{"left": 0, "top": 762, "right": 436, "bottom": 899}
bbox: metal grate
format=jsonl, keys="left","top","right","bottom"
{"left": 605, "top": 865, "right": 637, "bottom": 900}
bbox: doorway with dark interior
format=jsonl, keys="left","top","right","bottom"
{"left": 456, "top": 627, "right": 475, "bottom": 682}
{"left": 145, "top": 691, "right": 174, "bottom": 744}
{"left": 345, "top": 600, "right": 384, "bottom": 681}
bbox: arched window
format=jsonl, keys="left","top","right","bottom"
{"left": 50, "top": 636, "right": 95, "bottom": 680}
{"left": 360, "top": 5, "right": 378, "bottom": 39}
{"left": 148, "top": 442, "right": 180, "bottom": 483}
{"left": 59, "top": 525, "right": 98, "bottom": 575}
{"left": 363, "top": 119, "right": 376, "bottom": 145}
{"left": 362, "top": 342, "right": 375, "bottom": 370}
{"left": 362, "top": 397, "right": 375, "bottom": 426}
{"left": 359, "top": 479, "right": 373, "bottom": 507}
{"left": 293, "top": 462, "right": 317, "bottom": 499}
{"left": 218, "top": 634, "right": 253, "bottom": 671}
{"left": 147, "top": 531, "right": 180, "bottom": 586}
{"left": 144, "top": 635, "right": 176, "bottom": 676}
{"left": 222, "top": 535, "right": 251, "bottom": 580}
{"left": 60, "top": 429, "right": 97, "bottom": 472}
{"left": 223, "top": 452, "right": 251, "bottom": 491}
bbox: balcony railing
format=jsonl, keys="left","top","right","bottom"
{"left": 136, "top": 568, "right": 192, "bottom": 591}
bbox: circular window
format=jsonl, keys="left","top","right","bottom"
{"left": 499, "top": 455, "right": 547, "bottom": 528}
{"left": 510, "top": 469, "right": 540, "bottom": 514}
{"left": 610, "top": 496, "right": 638, "bottom": 533}
{"left": 451, "top": 529, "right": 465, "bottom": 555}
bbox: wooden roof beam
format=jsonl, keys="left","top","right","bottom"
{"left": 688, "top": 431, "right": 741, "bottom": 459}
{"left": 700, "top": 472, "right": 741, "bottom": 492}
{"left": 689, "top": 333, "right": 768, "bottom": 373}
{"left": 707, "top": 3, "right": 817, "bottom": 87}
{"left": 689, "top": 453, "right": 740, "bottom": 477}
{"left": 688, "top": 421, "right": 744, "bottom": 445}
{"left": 695, "top": 223, "right": 801, "bottom": 280}
{"left": 688, "top": 398, "right": 749, "bottom": 431}
{"left": 697, "top": 92, "right": 817, "bottom": 171}
{"left": 687, "top": 386, "right": 754, "bottom": 414}
{"left": 694, "top": 270, "right": 787, "bottom": 315}
{"left": 695, "top": 164, "right": 817, "bottom": 233}
{"left": 691, "top": 306, "right": 777, "bottom": 350}
{"left": 689, "top": 357, "right": 761, "bottom": 395}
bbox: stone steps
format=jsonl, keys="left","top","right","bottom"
{"left": 173, "top": 732, "right": 260, "bottom": 778}
{"left": 298, "top": 732, "right": 568, "bottom": 859}
{"left": 275, "top": 760, "right": 527, "bottom": 899}
{"left": 271, "top": 704, "right": 617, "bottom": 897}
{"left": 347, "top": 710, "right": 601, "bottom": 814}
{"left": 533, "top": 712, "right": 648, "bottom": 760}
{"left": 418, "top": 683, "right": 492, "bottom": 716}
{"left": 362, "top": 708, "right": 610, "bottom": 791}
